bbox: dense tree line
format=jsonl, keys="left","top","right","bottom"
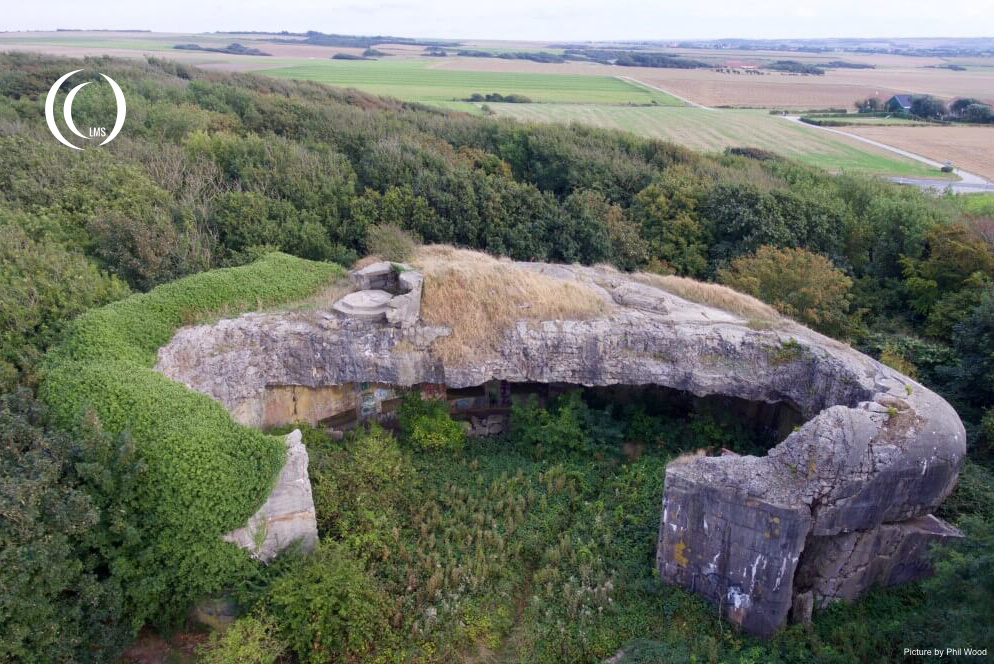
{"left": 764, "top": 60, "right": 826, "bottom": 75}
{"left": 1, "top": 52, "right": 992, "bottom": 660}
{"left": 564, "top": 49, "right": 709, "bottom": 68}
{"left": 456, "top": 49, "right": 567, "bottom": 64}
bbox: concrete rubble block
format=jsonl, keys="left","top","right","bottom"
{"left": 658, "top": 462, "right": 811, "bottom": 637}
{"left": 789, "top": 591, "right": 813, "bottom": 625}
{"left": 467, "top": 413, "right": 507, "bottom": 437}
{"left": 795, "top": 514, "right": 963, "bottom": 605}
{"left": 223, "top": 429, "right": 318, "bottom": 562}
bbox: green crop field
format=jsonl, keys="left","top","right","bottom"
{"left": 261, "top": 59, "right": 684, "bottom": 105}
{"left": 483, "top": 103, "right": 952, "bottom": 178}
{"left": 0, "top": 36, "right": 178, "bottom": 51}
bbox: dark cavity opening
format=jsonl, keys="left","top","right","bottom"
{"left": 295, "top": 380, "right": 804, "bottom": 458}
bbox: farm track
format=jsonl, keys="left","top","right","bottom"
{"left": 615, "top": 75, "right": 715, "bottom": 110}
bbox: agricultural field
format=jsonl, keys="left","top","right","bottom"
{"left": 433, "top": 56, "right": 994, "bottom": 109}
{"left": 845, "top": 125, "right": 994, "bottom": 181}
{"left": 482, "top": 104, "right": 949, "bottom": 177}
{"left": 262, "top": 60, "right": 683, "bottom": 105}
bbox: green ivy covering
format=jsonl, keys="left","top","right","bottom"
{"left": 38, "top": 253, "right": 341, "bottom": 625}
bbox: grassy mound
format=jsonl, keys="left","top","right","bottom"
{"left": 39, "top": 253, "right": 341, "bottom": 625}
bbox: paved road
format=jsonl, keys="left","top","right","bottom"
{"left": 616, "top": 75, "right": 716, "bottom": 111}
{"left": 885, "top": 176, "right": 994, "bottom": 193}
{"left": 782, "top": 116, "right": 994, "bottom": 194}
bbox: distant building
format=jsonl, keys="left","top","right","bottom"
{"left": 886, "top": 94, "right": 913, "bottom": 112}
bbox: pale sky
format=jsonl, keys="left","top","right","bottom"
{"left": 4, "top": 0, "right": 993, "bottom": 41}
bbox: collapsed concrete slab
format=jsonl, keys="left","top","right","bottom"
{"left": 155, "top": 256, "right": 966, "bottom": 633}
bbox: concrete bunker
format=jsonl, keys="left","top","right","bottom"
{"left": 155, "top": 254, "right": 966, "bottom": 636}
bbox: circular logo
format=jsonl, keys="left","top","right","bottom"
{"left": 45, "top": 70, "right": 127, "bottom": 150}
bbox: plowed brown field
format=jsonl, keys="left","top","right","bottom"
{"left": 845, "top": 125, "right": 994, "bottom": 181}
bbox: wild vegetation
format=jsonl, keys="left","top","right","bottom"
{"left": 211, "top": 393, "right": 993, "bottom": 663}
{"left": 0, "top": 51, "right": 992, "bottom": 661}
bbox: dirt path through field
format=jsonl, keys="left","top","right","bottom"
{"left": 615, "top": 75, "right": 714, "bottom": 110}
{"left": 782, "top": 116, "right": 994, "bottom": 192}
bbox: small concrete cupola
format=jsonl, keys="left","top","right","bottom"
{"left": 332, "top": 261, "right": 424, "bottom": 328}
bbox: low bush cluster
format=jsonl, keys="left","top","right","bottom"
{"left": 398, "top": 391, "right": 466, "bottom": 452}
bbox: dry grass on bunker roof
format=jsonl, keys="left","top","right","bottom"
{"left": 413, "top": 246, "right": 610, "bottom": 363}
{"left": 630, "top": 272, "right": 782, "bottom": 327}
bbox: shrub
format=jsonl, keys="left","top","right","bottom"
{"left": 724, "top": 147, "right": 782, "bottom": 162}
{"left": 265, "top": 541, "right": 390, "bottom": 663}
{"left": 38, "top": 253, "right": 341, "bottom": 627}
{"left": 719, "top": 245, "right": 860, "bottom": 338}
{"left": 947, "top": 292, "right": 994, "bottom": 410}
{"left": 397, "top": 391, "right": 465, "bottom": 452}
{"left": 981, "top": 410, "right": 994, "bottom": 459}
{"left": 913, "top": 516, "right": 994, "bottom": 648}
{"left": 937, "top": 459, "right": 994, "bottom": 523}
{"left": 198, "top": 613, "right": 288, "bottom": 664}
{"left": 0, "top": 390, "right": 134, "bottom": 663}
{"left": 308, "top": 424, "right": 414, "bottom": 559}
{"left": 879, "top": 342, "right": 918, "bottom": 379}
{"left": 87, "top": 207, "right": 214, "bottom": 290}
{"left": 0, "top": 222, "right": 129, "bottom": 389}
{"left": 365, "top": 222, "right": 419, "bottom": 262}
{"left": 510, "top": 391, "right": 622, "bottom": 456}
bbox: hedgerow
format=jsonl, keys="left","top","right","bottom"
{"left": 38, "top": 253, "right": 341, "bottom": 627}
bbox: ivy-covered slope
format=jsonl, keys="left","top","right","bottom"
{"left": 38, "top": 253, "right": 341, "bottom": 625}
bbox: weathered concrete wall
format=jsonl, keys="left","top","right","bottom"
{"left": 659, "top": 389, "right": 964, "bottom": 635}
{"left": 795, "top": 514, "right": 963, "bottom": 605}
{"left": 657, "top": 467, "right": 812, "bottom": 636}
{"left": 259, "top": 384, "right": 358, "bottom": 429}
